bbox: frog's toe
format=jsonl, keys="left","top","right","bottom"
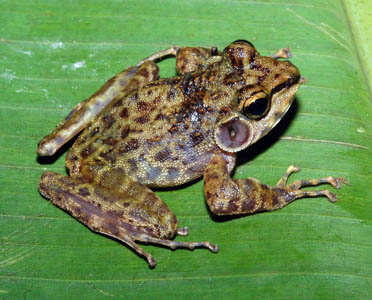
{"left": 177, "top": 226, "right": 189, "bottom": 236}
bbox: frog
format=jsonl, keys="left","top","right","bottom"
{"left": 37, "top": 40, "right": 349, "bottom": 267}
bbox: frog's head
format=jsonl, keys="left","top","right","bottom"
{"left": 215, "top": 40, "right": 301, "bottom": 153}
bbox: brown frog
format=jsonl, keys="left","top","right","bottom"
{"left": 37, "top": 40, "right": 348, "bottom": 267}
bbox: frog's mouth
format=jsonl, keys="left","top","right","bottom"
{"left": 214, "top": 113, "right": 253, "bottom": 153}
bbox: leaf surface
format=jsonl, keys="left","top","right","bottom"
{"left": 1, "top": 0, "right": 371, "bottom": 299}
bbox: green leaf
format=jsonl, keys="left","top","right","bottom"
{"left": 1, "top": 0, "right": 371, "bottom": 299}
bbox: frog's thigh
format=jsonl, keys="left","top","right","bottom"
{"left": 37, "top": 61, "right": 159, "bottom": 156}
{"left": 39, "top": 170, "right": 217, "bottom": 267}
{"left": 203, "top": 153, "right": 349, "bottom": 216}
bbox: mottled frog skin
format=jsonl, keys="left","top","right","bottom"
{"left": 37, "top": 40, "right": 348, "bottom": 267}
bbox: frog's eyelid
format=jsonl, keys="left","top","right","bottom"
{"left": 232, "top": 39, "right": 255, "bottom": 48}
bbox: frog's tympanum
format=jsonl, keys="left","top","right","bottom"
{"left": 37, "top": 40, "right": 349, "bottom": 267}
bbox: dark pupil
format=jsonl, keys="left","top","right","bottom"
{"left": 245, "top": 97, "right": 268, "bottom": 116}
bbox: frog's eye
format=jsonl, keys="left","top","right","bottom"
{"left": 232, "top": 39, "right": 255, "bottom": 48}
{"left": 243, "top": 93, "right": 270, "bottom": 119}
{"left": 237, "top": 85, "right": 270, "bottom": 120}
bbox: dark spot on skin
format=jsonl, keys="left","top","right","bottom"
{"left": 129, "top": 92, "right": 139, "bottom": 102}
{"left": 121, "top": 126, "right": 130, "bottom": 139}
{"left": 130, "top": 79, "right": 140, "bottom": 89}
{"left": 242, "top": 199, "right": 255, "bottom": 212}
{"left": 257, "top": 76, "right": 265, "bottom": 84}
{"left": 177, "top": 143, "right": 185, "bottom": 151}
{"left": 69, "top": 155, "right": 78, "bottom": 161}
{"left": 248, "top": 50, "right": 256, "bottom": 62}
{"left": 153, "top": 96, "right": 161, "bottom": 104}
{"left": 137, "top": 101, "right": 149, "bottom": 112}
{"left": 120, "top": 139, "right": 139, "bottom": 153}
{"left": 226, "top": 197, "right": 240, "bottom": 213}
{"left": 129, "top": 209, "right": 148, "bottom": 223}
{"left": 102, "top": 221, "right": 120, "bottom": 236}
{"left": 146, "top": 167, "right": 162, "bottom": 181}
{"left": 102, "top": 114, "right": 115, "bottom": 129}
{"left": 197, "top": 107, "right": 205, "bottom": 114}
{"left": 120, "top": 107, "right": 128, "bottom": 119}
{"left": 73, "top": 206, "right": 87, "bottom": 222}
{"left": 99, "top": 150, "right": 116, "bottom": 163}
{"left": 102, "top": 137, "right": 118, "bottom": 146}
{"left": 169, "top": 124, "right": 178, "bottom": 133}
{"left": 147, "top": 90, "right": 153, "bottom": 96}
{"left": 261, "top": 67, "right": 271, "bottom": 75}
{"left": 207, "top": 172, "right": 219, "bottom": 181}
{"left": 273, "top": 60, "right": 279, "bottom": 66}
{"left": 142, "top": 192, "right": 159, "bottom": 208}
{"left": 135, "top": 115, "right": 149, "bottom": 124}
{"left": 227, "top": 47, "right": 245, "bottom": 71}
{"left": 146, "top": 136, "right": 161, "bottom": 147}
{"left": 167, "top": 85, "right": 175, "bottom": 100}
{"left": 249, "top": 62, "right": 261, "bottom": 70}
{"left": 189, "top": 131, "right": 204, "bottom": 146}
{"left": 80, "top": 144, "right": 95, "bottom": 158}
{"left": 186, "top": 161, "right": 204, "bottom": 176}
{"left": 106, "top": 210, "right": 124, "bottom": 219}
{"left": 77, "top": 136, "right": 87, "bottom": 145}
{"left": 274, "top": 73, "right": 281, "bottom": 79}
{"left": 154, "top": 113, "right": 165, "bottom": 121}
{"left": 127, "top": 158, "right": 138, "bottom": 172}
{"left": 138, "top": 67, "right": 149, "bottom": 78}
{"left": 113, "top": 98, "right": 123, "bottom": 108}
{"left": 152, "top": 68, "right": 158, "bottom": 79}
{"left": 78, "top": 188, "right": 90, "bottom": 197}
{"left": 205, "top": 191, "right": 212, "bottom": 200}
{"left": 167, "top": 167, "right": 179, "bottom": 181}
{"left": 89, "top": 127, "right": 100, "bottom": 137}
{"left": 181, "top": 73, "right": 205, "bottom": 99}
{"left": 155, "top": 148, "right": 171, "bottom": 162}
{"left": 271, "top": 73, "right": 300, "bottom": 95}
{"left": 123, "top": 202, "right": 131, "bottom": 208}
{"left": 220, "top": 106, "right": 231, "bottom": 114}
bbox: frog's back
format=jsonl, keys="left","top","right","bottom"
{"left": 66, "top": 74, "right": 227, "bottom": 187}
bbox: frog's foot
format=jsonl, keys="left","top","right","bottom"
{"left": 137, "top": 45, "right": 180, "bottom": 65}
{"left": 271, "top": 47, "right": 291, "bottom": 59}
{"left": 177, "top": 226, "right": 189, "bottom": 236}
{"left": 115, "top": 232, "right": 218, "bottom": 268}
{"left": 275, "top": 165, "right": 350, "bottom": 203}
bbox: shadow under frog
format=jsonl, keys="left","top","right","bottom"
{"left": 36, "top": 40, "right": 348, "bottom": 267}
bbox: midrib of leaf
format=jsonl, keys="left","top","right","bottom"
{"left": 341, "top": 0, "right": 372, "bottom": 100}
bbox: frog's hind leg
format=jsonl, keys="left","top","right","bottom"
{"left": 39, "top": 170, "right": 217, "bottom": 268}
{"left": 37, "top": 60, "right": 159, "bottom": 156}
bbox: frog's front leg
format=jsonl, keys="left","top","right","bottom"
{"left": 204, "top": 153, "right": 349, "bottom": 216}
{"left": 39, "top": 170, "right": 217, "bottom": 268}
